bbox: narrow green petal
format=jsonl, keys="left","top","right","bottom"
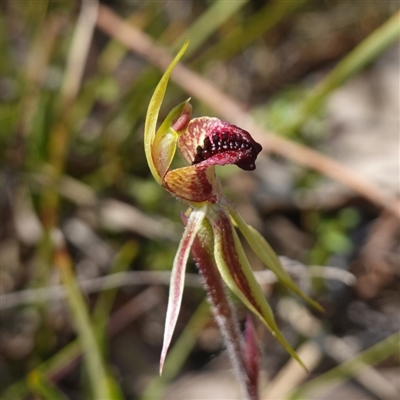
{"left": 152, "top": 99, "right": 191, "bottom": 179}
{"left": 209, "top": 206, "right": 306, "bottom": 369}
{"left": 225, "top": 200, "right": 323, "bottom": 313}
{"left": 144, "top": 39, "right": 189, "bottom": 185}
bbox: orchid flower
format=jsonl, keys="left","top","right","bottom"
{"left": 144, "top": 40, "right": 321, "bottom": 399}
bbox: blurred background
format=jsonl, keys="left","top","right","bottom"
{"left": 1, "top": 1, "right": 399, "bottom": 399}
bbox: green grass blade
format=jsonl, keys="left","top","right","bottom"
{"left": 56, "top": 249, "right": 118, "bottom": 400}
{"left": 27, "top": 370, "right": 67, "bottom": 400}
{"left": 1, "top": 340, "right": 81, "bottom": 400}
{"left": 289, "top": 331, "right": 400, "bottom": 399}
{"left": 171, "top": 0, "right": 248, "bottom": 57}
{"left": 92, "top": 240, "right": 139, "bottom": 332}
{"left": 195, "top": 0, "right": 308, "bottom": 65}
{"left": 140, "top": 300, "right": 210, "bottom": 400}
{"left": 283, "top": 10, "right": 400, "bottom": 134}
{"left": 2, "top": 242, "right": 138, "bottom": 400}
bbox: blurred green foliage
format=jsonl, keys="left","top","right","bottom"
{"left": 1, "top": 1, "right": 399, "bottom": 399}
{"left": 308, "top": 207, "right": 360, "bottom": 265}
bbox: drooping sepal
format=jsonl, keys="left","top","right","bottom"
{"left": 224, "top": 199, "right": 323, "bottom": 313}
{"left": 190, "top": 215, "right": 256, "bottom": 400}
{"left": 160, "top": 206, "right": 207, "bottom": 374}
{"left": 208, "top": 204, "right": 306, "bottom": 369}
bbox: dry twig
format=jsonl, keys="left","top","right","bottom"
{"left": 0, "top": 259, "right": 355, "bottom": 310}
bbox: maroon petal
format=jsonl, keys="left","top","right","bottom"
{"left": 178, "top": 117, "right": 221, "bottom": 164}
{"left": 178, "top": 118, "right": 262, "bottom": 171}
{"left": 160, "top": 207, "right": 207, "bottom": 374}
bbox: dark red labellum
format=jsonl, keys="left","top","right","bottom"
{"left": 192, "top": 125, "right": 262, "bottom": 171}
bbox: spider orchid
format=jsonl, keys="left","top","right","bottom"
{"left": 144, "top": 40, "right": 321, "bottom": 399}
